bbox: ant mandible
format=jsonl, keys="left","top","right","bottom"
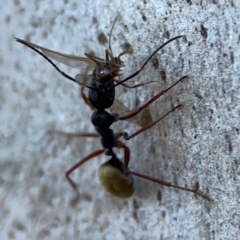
{"left": 15, "top": 18, "right": 210, "bottom": 200}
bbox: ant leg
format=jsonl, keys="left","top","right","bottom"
{"left": 119, "top": 75, "right": 187, "bottom": 120}
{"left": 128, "top": 171, "right": 211, "bottom": 200}
{"left": 80, "top": 86, "right": 95, "bottom": 110}
{"left": 48, "top": 130, "right": 99, "bottom": 138}
{"left": 122, "top": 104, "right": 182, "bottom": 140}
{"left": 66, "top": 149, "right": 105, "bottom": 195}
{"left": 115, "top": 140, "right": 130, "bottom": 169}
{"left": 115, "top": 140, "right": 210, "bottom": 200}
{"left": 114, "top": 132, "right": 125, "bottom": 140}
{"left": 114, "top": 79, "right": 160, "bottom": 89}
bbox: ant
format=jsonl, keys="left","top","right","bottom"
{"left": 15, "top": 18, "right": 210, "bottom": 200}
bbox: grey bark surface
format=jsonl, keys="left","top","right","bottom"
{"left": 0, "top": 1, "right": 239, "bottom": 239}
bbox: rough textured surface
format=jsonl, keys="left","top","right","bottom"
{"left": 0, "top": 1, "right": 239, "bottom": 239}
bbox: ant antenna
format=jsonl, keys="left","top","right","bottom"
{"left": 14, "top": 37, "right": 95, "bottom": 90}
{"left": 108, "top": 35, "right": 185, "bottom": 90}
{"left": 108, "top": 16, "right": 119, "bottom": 61}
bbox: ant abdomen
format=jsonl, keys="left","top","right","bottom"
{"left": 98, "top": 156, "right": 134, "bottom": 198}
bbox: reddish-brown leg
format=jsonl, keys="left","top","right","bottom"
{"left": 48, "top": 130, "right": 99, "bottom": 138}
{"left": 80, "top": 86, "right": 95, "bottom": 110}
{"left": 114, "top": 79, "right": 160, "bottom": 89}
{"left": 122, "top": 104, "right": 182, "bottom": 140}
{"left": 119, "top": 75, "right": 187, "bottom": 120}
{"left": 115, "top": 140, "right": 130, "bottom": 169}
{"left": 128, "top": 171, "right": 211, "bottom": 200}
{"left": 48, "top": 127, "right": 101, "bottom": 201}
{"left": 66, "top": 149, "right": 105, "bottom": 193}
{"left": 115, "top": 140, "right": 211, "bottom": 200}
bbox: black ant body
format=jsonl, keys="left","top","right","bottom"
{"left": 15, "top": 19, "right": 210, "bottom": 200}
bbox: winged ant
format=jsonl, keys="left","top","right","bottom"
{"left": 15, "top": 18, "right": 210, "bottom": 200}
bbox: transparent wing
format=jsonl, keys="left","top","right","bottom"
{"left": 75, "top": 74, "right": 93, "bottom": 86}
{"left": 110, "top": 98, "right": 131, "bottom": 115}
{"left": 15, "top": 38, "right": 98, "bottom": 70}
{"left": 110, "top": 98, "right": 150, "bottom": 127}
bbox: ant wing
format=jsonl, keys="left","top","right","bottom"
{"left": 110, "top": 98, "right": 152, "bottom": 127}
{"left": 110, "top": 99, "right": 147, "bottom": 127}
{"left": 110, "top": 98, "right": 130, "bottom": 115}
{"left": 75, "top": 74, "right": 93, "bottom": 86}
{"left": 15, "top": 38, "right": 97, "bottom": 70}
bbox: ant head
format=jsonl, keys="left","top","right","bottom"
{"left": 98, "top": 156, "right": 134, "bottom": 198}
{"left": 93, "top": 66, "right": 111, "bottom": 82}
{"left": 86, "top": 16, "right": 126, "bottom": 88}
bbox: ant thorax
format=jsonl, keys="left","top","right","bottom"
{"left": 88, "top": 66, "right": 117, "bottom": 109}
